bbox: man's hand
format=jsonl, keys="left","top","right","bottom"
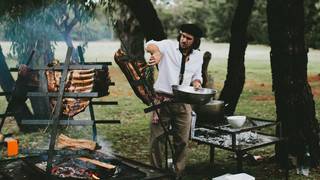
{"left": 193, "top": 79, "right": 202, "bottom": 90}
{"left": 146, "top": 43, "right": 162, "bottom": 66}
{"left": 148, "top": 51, "right": 161, "bottom": 66}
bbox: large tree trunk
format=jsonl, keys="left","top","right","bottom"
{"left": 113, "top": 1, "right": 145, "bottom": 60}
{"left": 123, "top": 0, "right": 166, "bottom": 41}
{"left": 110, "top": 0, "right": 166, "bottom": 60}
{"left": 219, "top": 0, "right": 254, "bottom": 115}
{"left": 267, "top": 0, "right": 320, "bottom": 166}
{"left": 29, "top": 38, "right": 52, "bottom": 120}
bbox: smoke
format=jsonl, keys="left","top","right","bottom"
{"left": 96, "top": 135, "right": 115, "bottom": 157}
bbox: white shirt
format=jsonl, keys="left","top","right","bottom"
{"left": 146, "top": 39, "right": 203, "bottom": 94}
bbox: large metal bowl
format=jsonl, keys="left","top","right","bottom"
{"left": 172, "top": 85, "right": 216, "bottom": 105}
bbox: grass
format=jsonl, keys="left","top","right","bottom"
{"left": 0, "top": 41, "right": 320, "bottom": 179}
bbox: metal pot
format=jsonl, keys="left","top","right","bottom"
{"left": 172, "top": 85, "right": 216, "bottom": 105}
{"left": 194, "top": 100, "right": 226, "bottom": 123}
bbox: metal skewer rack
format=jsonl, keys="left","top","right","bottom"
{"left": 1, "top": 47, "right": 121, "bottom": 174}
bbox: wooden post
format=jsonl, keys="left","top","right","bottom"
{"left": 202, "top": 51, "right": 212, "bottom": 88}
{"left": 46, "top": 47, "right": 73, "bottom": 175}
{"left": 77, "top": 46, "right": 97, "bottom": 141}
{"left": 0, "top": 46, "right": 15, "bottom": 100}
{"left": 0, "top": 47, "right": 33, "bottom": 129}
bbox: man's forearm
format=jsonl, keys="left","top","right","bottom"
{"left": 146, "top": 43, "right": 160, "bottom": 54}
{"left": 146, "top": 43, "right": 162, "bottom": 65}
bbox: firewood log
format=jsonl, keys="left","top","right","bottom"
{"left": 56, "top": 134, "right": 96, "bottom": 151}
{"left": 77, "top": 157, "right": 116, "bottom": 170}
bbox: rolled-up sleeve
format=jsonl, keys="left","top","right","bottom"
{"left": 145, "top": 40, "right": 170, "bottom": 54}
{"left": 192, "top": 66, "right": 203, "bottom": 83}
{"left": 192, "top": 52, "right": 203, "bottom": 83}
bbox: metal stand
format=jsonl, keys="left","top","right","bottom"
{"left": 193, "top": 117, "right": 284, "bottom": 173}
{"left": 0, "top": 47, "right": 122, "bottom": 175}
{"left": 144, "top": 102, "right": 175, "bottom": 170}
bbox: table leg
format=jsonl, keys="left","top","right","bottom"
{"left": 210, "top": 145, "right": 215, "bottom": 166}
{"left": 236, "top": 152, "right": 243, "bottom": 172}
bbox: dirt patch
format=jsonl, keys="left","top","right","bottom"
{"left": 311, "top": 88, "right": 320, "bottom": 97}
{"left": 308, "top": 73, "right": 320, "bottom": 82}
{"left": 252, "top": 95, "right": 274, "bottom": 101}
{"left": 245, "top": 80, "right": 272, "bottom": 90}
{"left": 308, "top": 74, "right": 320, "bottom": 97}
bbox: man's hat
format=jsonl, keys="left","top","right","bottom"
{"left": 179, "top": 24, "right": 204, "bottom": 38}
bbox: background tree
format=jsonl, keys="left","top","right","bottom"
{"left": 0, "top": 0, "right": 96, "bottom": 120}
{"left": 103, "top": 0, "right": 166, "bottom": 59}
{"left": 267, "top": 0, "right": 320, "bottom": 166}
{"left": 155, "top": 0, "right": 208, "bottom": 38}
{"left": 46, "top": 0, "right": 95, "bottom": 62}
{"left": 219, "top": 0, "right": 254, "bottom": 115}
{"left": 304, "top": 0, "right": 320, "bottom": 49}
{"left": 1, "top": 0, "right": 54, "bottom": 119}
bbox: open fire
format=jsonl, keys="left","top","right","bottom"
{"left": 34, "top": 156, "right": 118, "bottom": 179}
{"left": 24, "top": 151, "right": 148, "bottom": 179}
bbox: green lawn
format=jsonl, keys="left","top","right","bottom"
{"left": 0, "top": 41, "right": 320, "bottom": 179}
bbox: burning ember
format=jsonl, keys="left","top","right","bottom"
{"left": 35, "top": 156, "right": 118, "bottom": 179}
{"left": 24, "top": 151, "right": 148, "bottom": 180}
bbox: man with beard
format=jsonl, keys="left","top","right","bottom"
{"left": 145, "top": 23, "right": 204, "bottom": 179}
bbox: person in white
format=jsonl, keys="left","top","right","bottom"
{"left": 145, "top": 23, "right": 204, "bottom": 179}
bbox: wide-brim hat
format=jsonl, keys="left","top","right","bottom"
{"left": 179, "top": 23, "right": 204, "bottom": 38}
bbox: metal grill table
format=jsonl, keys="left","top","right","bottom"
{"left": 191, "top": 117, "right": 283, "bottom": 172}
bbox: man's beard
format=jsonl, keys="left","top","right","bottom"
{"left": 179, "top": 44, "right": 192, "bottom": 54}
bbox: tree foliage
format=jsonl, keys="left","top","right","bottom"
{"left": 305, "top": 0, "right": 320, "bottom": 48}
{"left": 0, "top": 0, "right": 97, "bottom": 63}
{"left": 153, "top": 0, "right": 319, "bottom": 47}
{"left": 1, "top": 0, "right": 320, "bottom": 55}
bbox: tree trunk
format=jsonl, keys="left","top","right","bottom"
{"left": 110, "top": 0, "right": 166, "bottom": 60}
{"left": 29, "top": 38, "right": 52, "bottom": 120}
{"left": 267, "top": 0, "right": 320, "bottom": 166}
{"left": 123, "top": 0, "right": 166, "bottom": 41}
{"left": 112, "top": 1, "right": 145, "bottom": 60}
{"left": 62, "top": 32, "right": 79, "bottom": 63}
{"left": 202, "top": 51, "right": 212, "bottom": 88}
{"left": 219, "top": 0, "right": 254, "bottom": 115}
